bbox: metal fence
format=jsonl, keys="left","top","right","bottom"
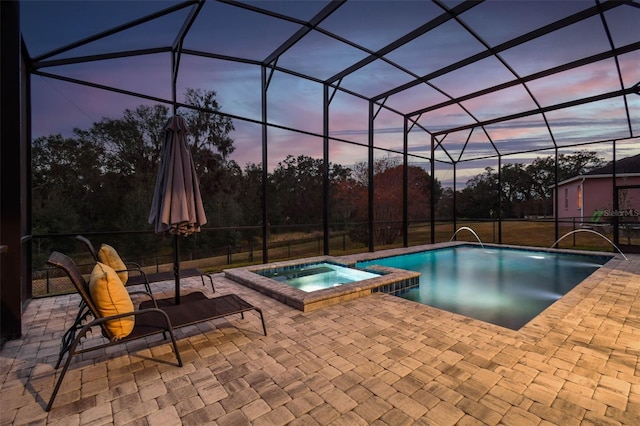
{"left": 32, "top": 217, "right": 636, "bottom": 297}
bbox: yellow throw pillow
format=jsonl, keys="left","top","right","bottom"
{"left": 98, "top": 244, "right": 128, "bottom": 285}
{"left": 89, "top": 262, "right": 134, "bottom": 340}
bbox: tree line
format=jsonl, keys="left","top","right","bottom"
{"left": 32, "top": 90, "right": 602, "bottom": 262}
{"left": 441, "top": 151, "right": 603, "bottom": 220}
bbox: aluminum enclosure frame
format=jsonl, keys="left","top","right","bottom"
{"left": 20, "top": 0, "right": 640, "bottom": 254}
{"left": 4, "top": 0, "right": 639, "bottom": 339}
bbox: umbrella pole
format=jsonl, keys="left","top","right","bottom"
{"left": 174, "top": 234, "right": 180, "bottom": 304}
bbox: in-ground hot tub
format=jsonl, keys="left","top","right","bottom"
{"left": 224, "top": 256, "right": 419, "bottom": 311}
{"left": 255, "top": 261, "right": 382, "bottom": 292}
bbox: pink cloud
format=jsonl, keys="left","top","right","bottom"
{"left": 527, "top": 59, "right": 621, "bottom": 107}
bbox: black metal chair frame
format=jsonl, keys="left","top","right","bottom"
{"left": 45, "top": 251, "right": 266, "bottom": 411}
{"left": 75, "top": 235, "right": 215, "bottom": 293}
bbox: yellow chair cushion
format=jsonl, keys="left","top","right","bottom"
{"left": 89, "top": 262, "right": 134, "bottom": 340}
{"left": 98, "top": 244, "right": 128, "bottom": 285}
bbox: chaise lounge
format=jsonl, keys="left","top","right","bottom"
{"left": 44, "top": 251, "right": 266, "bottom": 411}
{"left": 75, "top": 235, "right": 215, "bottom": 294}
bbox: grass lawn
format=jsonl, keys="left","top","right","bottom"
{"left": 34, "top": 220, "right": 635, "bottom": 297}
{"left": 432, "top": 220, "right": 625, "bottom": 252}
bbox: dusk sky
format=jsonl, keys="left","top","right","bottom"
{"left": 20, "top": 0, "right": 640, "bottom": 186}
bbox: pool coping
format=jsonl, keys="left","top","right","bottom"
{"left": 340, "top": 240, "right": 617, "bottom": 264}
{"left": 224, "top": 255, "right": 420, "bottom": 312}
{"left": 223, "top": 241, "right": 621, "bottom": 317}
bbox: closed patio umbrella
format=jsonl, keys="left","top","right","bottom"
{"left": 149, "top": 115, "right": 207, "bottom": 304}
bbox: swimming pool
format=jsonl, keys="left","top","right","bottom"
{"left": 356, "top": 245, "right": 611, "bottom": 329}
{"left": 255, "top": 262, "right": 381, "bottom": 292}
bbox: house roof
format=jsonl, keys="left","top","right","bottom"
{"left": 555, "top": 153, "right": 640, "bottom": 187}
{"left": 586, "top": 153, "right": 640, "bottom": 175}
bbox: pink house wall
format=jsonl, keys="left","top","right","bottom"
{"left": 554, "top": 175, "right": 640, "bottom": 222}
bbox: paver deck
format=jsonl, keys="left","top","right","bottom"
{"left": 1, "top": 251, "right": 639, "bottom": 425}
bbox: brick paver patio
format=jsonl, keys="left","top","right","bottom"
{"left": 1, "top": 252, "right": 639, "bottom": 425}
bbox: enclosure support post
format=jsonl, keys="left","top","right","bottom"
{"left": 498, "top": 155, "right": 502, "bottom": 243}
{"left": 430, "top": 135, "right": 436, "bottom": 244}
{"left": 261, "top": 65, "right": 269, "bottom": 263}
{"left": 368, "top": 101, "right": 375, "bottom": 252}
{"left": 403, "top": 117, "right": 408, "bottom": 247}
{"left": 453, "top": 163, "right": 457, "bottom": 235}
{"left": 554, "top": 147, "right": 559, "bottom": 244}
{"left": 1, "top": 0, "right": 25, "bottom": 342}
{"left": 612, "top": 140, "right": 619, "bottom": 248}
{"left": 323, "top": 84, "right": 330, "bottom": 255}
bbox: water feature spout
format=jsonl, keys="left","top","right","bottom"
{"left": 450, "top": 226, "right": 486, "bottom": 251}
{"left": 551, "top": 229, "right": 628, "bottom": 260}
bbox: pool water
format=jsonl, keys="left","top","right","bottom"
{"left": 256, "top": 262, "right": 381, "bottom": 293}
{"left": 356, "top": 246, "right": 610, "bottom": 329}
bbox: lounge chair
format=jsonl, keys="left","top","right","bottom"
{"left": 75, "top": 235, "right": 215, "bottom": 294}
{"left": 45, "top": 251, "right": 266, "bottom": 411}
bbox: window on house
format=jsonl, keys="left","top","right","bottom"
{"left": 577, "top": 186, "right": 582, "bottom": 209}
{"left": 564, "top": 188, "right": 569, "bottom": 209}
